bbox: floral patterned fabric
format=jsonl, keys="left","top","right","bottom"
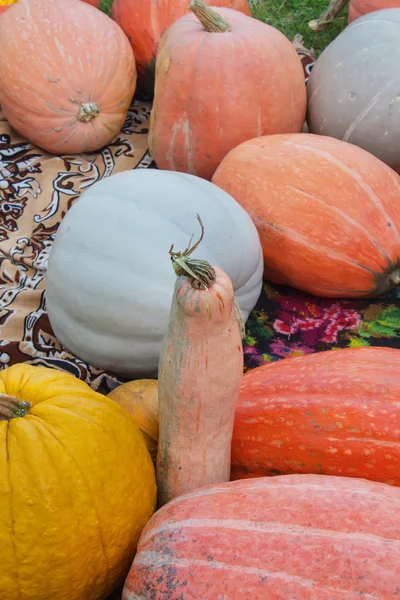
{"left": 244, "top": 283, "right": 400, "bottom": 371}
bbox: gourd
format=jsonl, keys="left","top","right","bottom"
{"left": 232, "top": 347, "right": 400, "bottom": 485}
{"left": 111, "top": 0, "right": 251, "bottom": 97}
{"left": 306, "top": 9, "right": 400, "bottom": 173}
{"left": 349, "top": 0, "right": 400, "bottom": 21}
{"left": 212, "top": 132, "right": 400, "bottom": 298}
{"left": 123, "top": 474, "right": 400, "bottom": 598}
{"left": 156, "top": 217, "right": 244, "bottom": 506}
{"left": 149, "top": 0, "right": 306, "bottom": 180}
{"left": 0, "top": 0, "right": 135, "bottom": 154}
{"left": 46, "top": 169, "right": 263, "bottom": 378}
{"left": 108, "top": 380, "right": 159, "bottom": 464}
{"left": 0, "top": 363, "right": 156, "bottom": 600}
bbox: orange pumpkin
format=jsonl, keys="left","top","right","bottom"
{"left": 123, "top": 474, "right": 400, "bottom": 598}
{"left": 111, "top": 0, "right": 251, "bottom": 96}
{"left": 0, "top": 0, "right": 136, "bottom": 154}
{"left": 0, "top": 0, "right": 100, "bottom": 15}
{"left": 148, "top": 0, "right": 306, "bottom": 180}
{"left": 212, "top": 133, "right": 400, "bottom": 298}
{"left": 232, "top": 347, "right": 400, "bottom": 485}
{"left": 349, "top": 0, "right": 400, "bottom": 21}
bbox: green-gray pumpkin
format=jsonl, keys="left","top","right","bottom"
{"left": 307, "top": 9, "right": 400, "bottom": 173}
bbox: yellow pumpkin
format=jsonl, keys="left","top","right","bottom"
{"left": 108, "top": 380, "right": 159, "bottom": 464}
{"left": 0, "top": 364, "right": 156, "bottom": 600}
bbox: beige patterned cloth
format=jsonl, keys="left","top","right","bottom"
{"left": 0, "top": 101, "right": 153, "bottom": 394}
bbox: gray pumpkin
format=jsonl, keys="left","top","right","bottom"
{"left": 307, "top": 9, "right": 400, "bottom": 173}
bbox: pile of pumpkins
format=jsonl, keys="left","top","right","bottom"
{"left": 1, "top": 0, "right": 400, "bottom": 598}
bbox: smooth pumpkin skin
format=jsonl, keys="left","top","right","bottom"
{"left": 212, "top": 133, "right": 400, "bottom": 298}
{"left": 232, "top": 347, "right": 400, "bottom": 485}
{"left": 0, "top": 364, "right": 156, "bottom": 600}
{"left": 349, "top": 0, "right": 400, "bottom": 21}
{"left": 111, "top": 0, "right": 250, "bottom": 95}
{"left": 108, "top": 380, "right": 159, "bottom": 464}
{"left": 149, "top": 7, "right": 306, "bottom": 180}
{"left": 0, "top": 0, "right": 135, "bottom": 154}
{"left": 306, "top": 9, "right": 400, "bottom": 173}
{"left": 157, "top": 266, "right": 243, "bottom": 507}
{"left": 123, "top": 474, "right": 400, "bottom": 598}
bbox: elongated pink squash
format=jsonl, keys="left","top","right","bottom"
{"left": 123, "top": 474, "right": 400, "bottom": 598}
{"left": 156, "top": 229, "right": 243, "bottom": 507}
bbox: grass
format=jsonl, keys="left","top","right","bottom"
{"left": 100, "top": 0, "right": 348, "bottom": 56}
{"left": 249, "top": 0, "right": 348, "bottom": 54}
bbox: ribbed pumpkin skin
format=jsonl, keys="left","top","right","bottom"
{"left": 149, "top": 9, "right": 306, "bottom": 180}
{"left": 0, "top": 364, "right": 156, "bottom": 600}
{"left": 0, "top": 0, "right": 136, "bottom": 154}
{"left": 349, "top": 0, "right": 400, "bottom": 21}
{"left": 111, "top": 0, "right": 250, "bottom": 83}
{"left": 232, "top": 347, "right": 400, "bottom": 485}
{"left": 212, "top": 133, "right": 400, "bottom": 297}
{"left": 123, "top": 474, "right": 400, "bottom": 599}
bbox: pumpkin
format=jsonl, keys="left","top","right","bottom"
{"left": 307, "top": 9, "right": 400, "bottom": 173}
{"left": 0, "top": 0, "right": 135, "bottom": 154}
{"left": 0, "top": 0, "right": 99, "bottom": 11}
{"left": 0, "top": 363, "right": 156, "bottom": 600}
{"left": 123, "top": 474, "right": 400, "bottom": 598}
{"left": 212, "top": 133, "right": 400, "bottom": 298}
{"left": 108, "top": 380, "right": 159, "bottom": 465}
{"left": 349, "top": 0, "right": 400, "bottom": 22}
{"left": 46, "top": 169, "right": 263, "bottom": 378}
{"left": 232, "top": 346, "right": 400, "bottom": 485}
{"left": 157, "top": 227, "right": 243, "bottom": 506}
{"left": 148, "top": 0, "right": 306, "bottom": 181}
{"left": 111, "top": 0, "right": 251, "bottom": 97}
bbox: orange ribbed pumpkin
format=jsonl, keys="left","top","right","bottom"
{"left": 123, "top": 474, "right": 400, "bottom": 598}
{"left": 349, "top": 0, "right": 400, "bottom": 21}
{"left": 212, "top": 133, "right": 400, "bottom": 298}
{"left": 0, "top": 0, "right": 135, "bottom": 154}
{"left": 111, "top": 0, "right": 251, "bottom": 96}
{"left": 149, "top": 1, "right": 306, "bottom": 180}
{"left": 232, "top": 347, "right": 400, "bottom": 485}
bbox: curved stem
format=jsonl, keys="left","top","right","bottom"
{"left": 189, "top": 0, "right": 232, "bottom": 33}
{"left": 77, "top": 101, "right": 99, "bottom": 123}
{"left": 0, "top": 394, "right": 31, "bottom": 421}
{"left": 308, "top": 0, "right": 349, "bottom": 31}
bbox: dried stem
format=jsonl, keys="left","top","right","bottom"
{"left": 189, "top": 0, "right": 232, "bottom": 33}
{"left": 0, "top": 394, "right": 31, "bottom": 421}
{"left": 77, "top": 101, "right": 99, "bottom": 123}
{"left": 308, "top": 0, "right": 349, "bottom": 31}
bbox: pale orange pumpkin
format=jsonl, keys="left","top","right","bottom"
{"left": 111, "top": 0, "right": 251, "bottom": 96}
{"left": 148, "top": 0, "right": 306, "bottom": 180}
{"left": 0, "top": 0, "right": 136, "bottom": 154}
{"left": 108, "top": 380, "right": 159, "bottom": 464}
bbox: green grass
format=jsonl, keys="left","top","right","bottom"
{"left": 100, "top": 0, "right": 348, "bottom": 56}
{"left": 249, "top": 0, "right": 348, "bottom": 55}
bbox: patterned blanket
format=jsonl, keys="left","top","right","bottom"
{"left": 1, "top": 46, "right": 399, "bottom": 400}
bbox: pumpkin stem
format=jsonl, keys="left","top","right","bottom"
{"left": 189, "top": 0, "right": 232, "bottom": 33}
{"left": 308, "top": 0, "right": 348, "bottom": 31}
{"left": 387, "top": 269, "right": 400, "bottom": 287}
{"left": 76, "top": 101, "right": 100, "bottom": 123}
{"left": 0, "top": 394, "right": 31, "bottom": 421}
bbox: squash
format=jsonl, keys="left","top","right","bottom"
{"left": 0, "top": 0, "right": 135, "bottom": 154}
{"left": 232, "top": 347, "right": 400, "bottom": 485}
{"left": 46, "top": 169, "right": 263, "bottom": 378}
{"left": 307, "top": 9, "right": 400, "bottom": 173}
{"left": 108, "top": 380, "right": 159, "bottom": 465}
{"left": 349, "top": 0, "right": 400, "bottom": 21}
{"left": 148, "top": 0, "right": 306, "bottom": 180}
{"left": 156, "top": 219, "right": 243, "bottom": 506}
{"left": 111, "top": 0, "right": 251, "bottom": 97}
{"left": 212, "top": 133, "right": 400, "bottom": 298}
{"left": 123, "top": 474, "right": 400, "bottom": 598}
{"left": 0, "top": 363, "right": 156, "bottom": 600}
